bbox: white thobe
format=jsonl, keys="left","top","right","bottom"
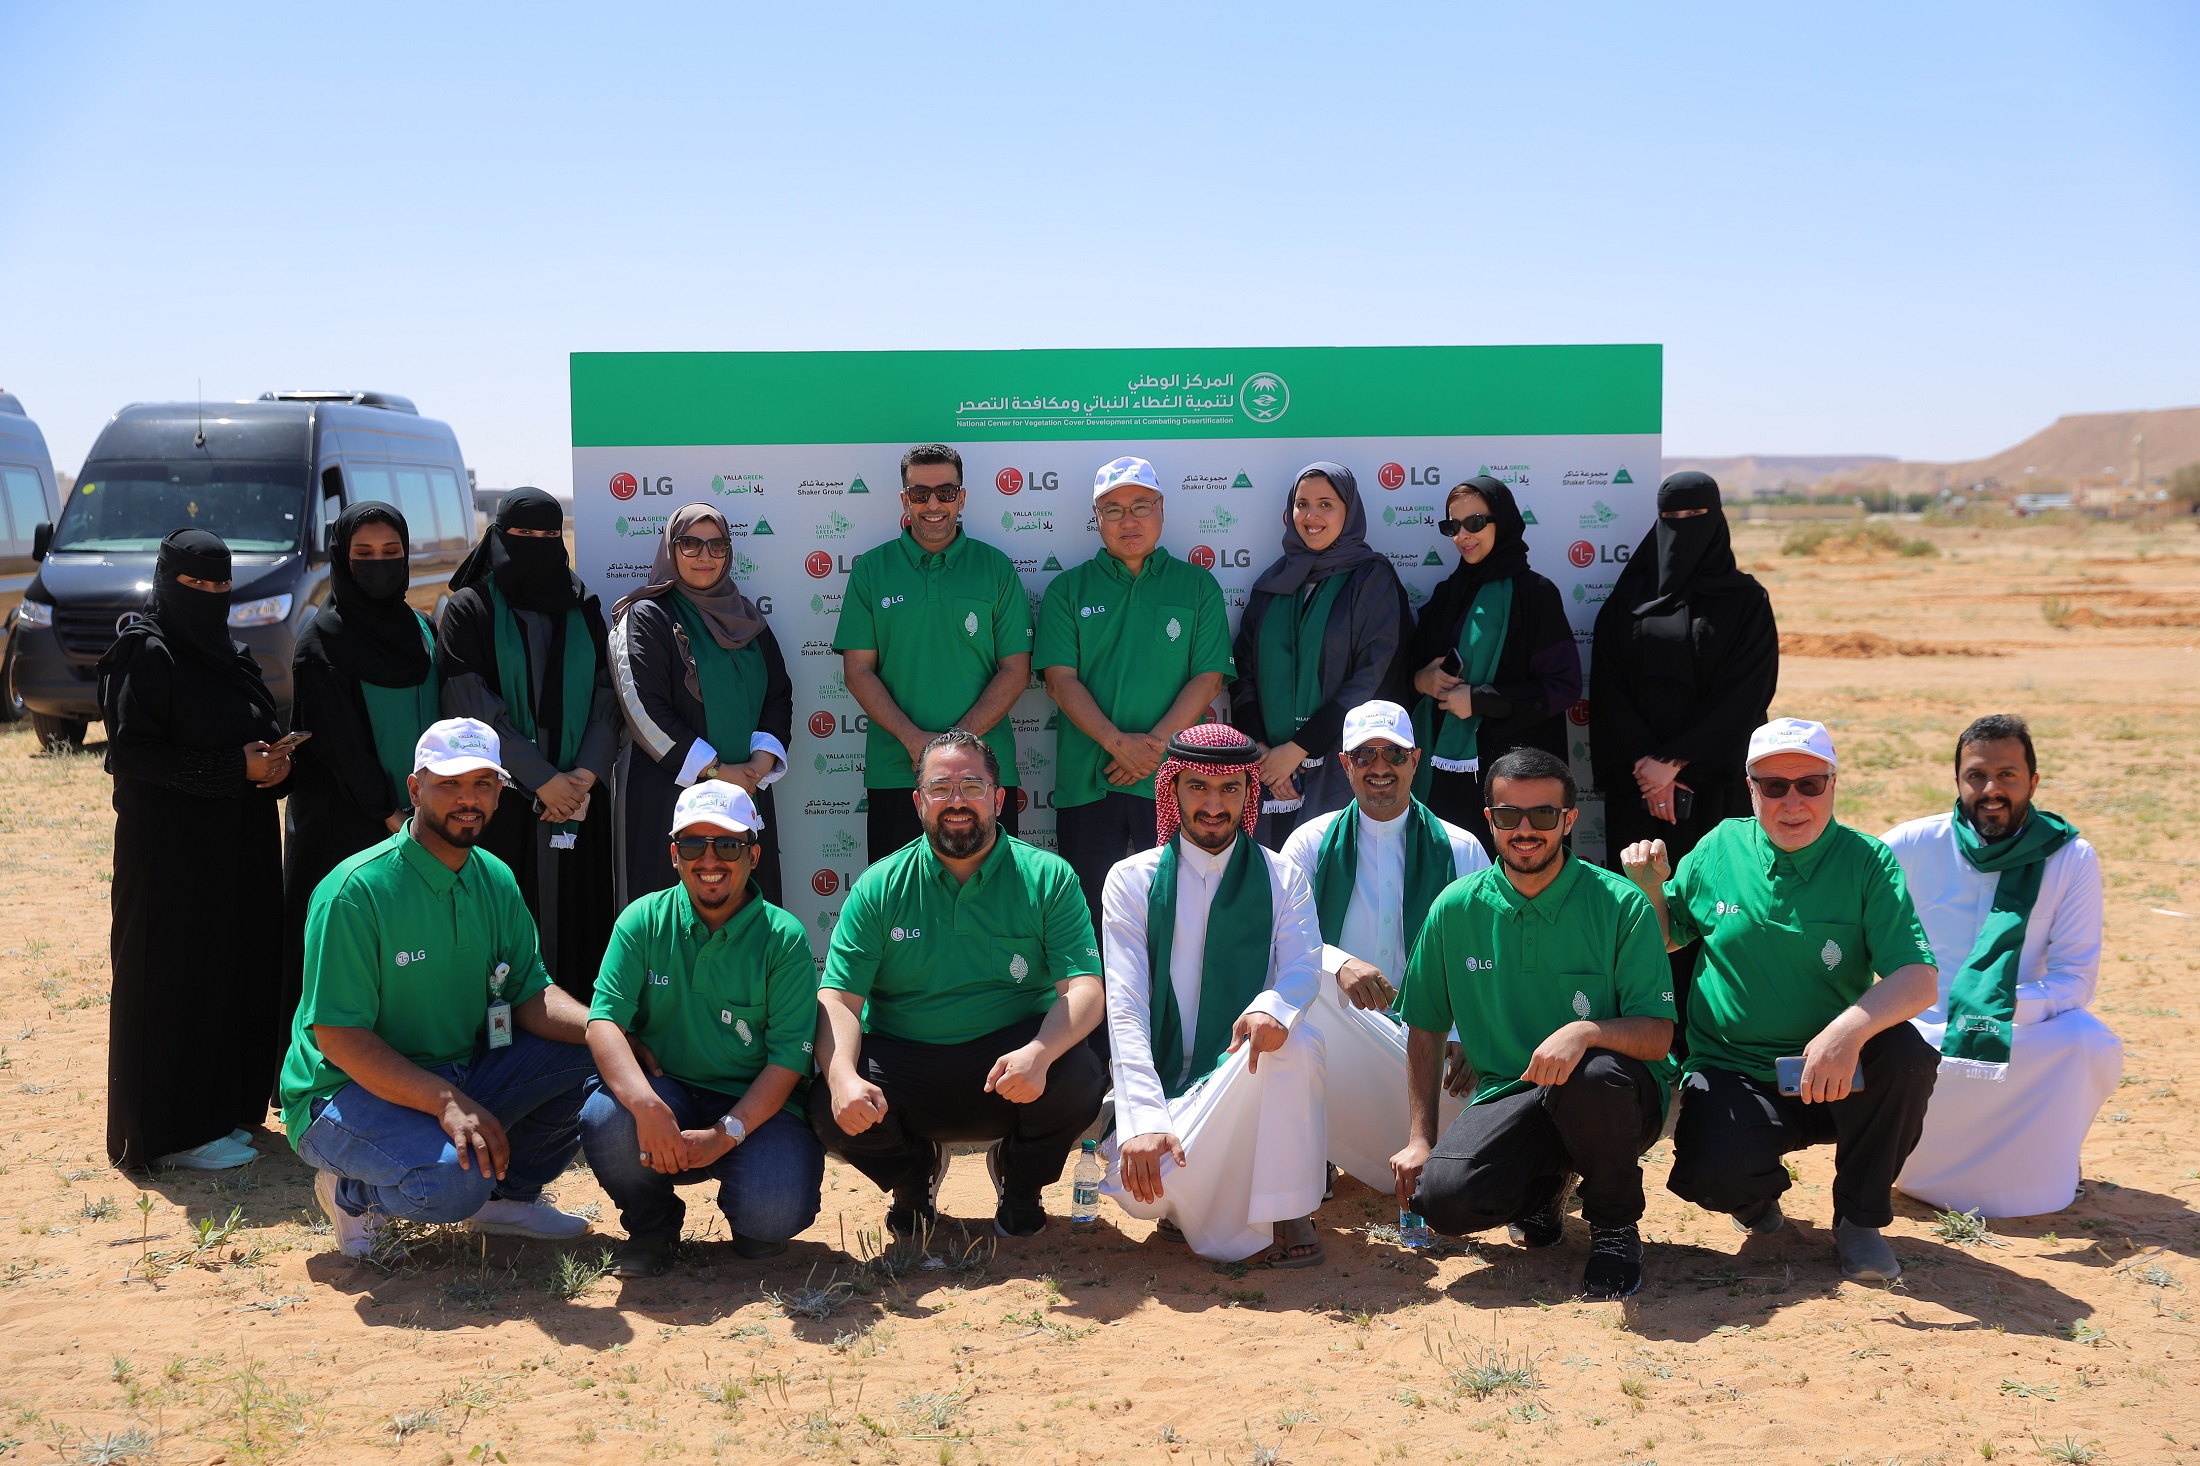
{"left": 1099, "top": 836, "right": 1328, "bottom": 1261}
{"left": 1884, "top": 812, "right": 2122, "bottom": 1217}
{"left": 1279, "top": 805, "right": 1489, "bottom": 1189}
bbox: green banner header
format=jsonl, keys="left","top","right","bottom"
{"left": 570, "top": 344, "right": 1661, "bottom": 446}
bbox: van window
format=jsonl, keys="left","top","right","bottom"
{"left": 394, "top": 470, "right": 438, "bottom": 551}
{"left": 350, "top": 465, "right": 395, "bottom": 508}
{"left": 429, "top": 469, "right": 470, "bottom": 547}
{"left": 52, "top": 460, "right": 307, "bottom": 553}
{"left": 1, "top": 466, "right": 46, "bottom": 555}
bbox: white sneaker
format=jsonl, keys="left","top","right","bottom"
{"left": 227, "top": 1129, "right": 255, "bottom": 1145}
{"left": 158, "top": 1136, "right": 258, "bottom": 1170}
{"left": 468, "top": 1196, "right": 591, "bottom": 1241}
{"left": 314, "top": 1170, "right": 388, "bottom": 1259}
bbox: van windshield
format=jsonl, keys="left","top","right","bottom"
{"left": 54, "top": 460, "right": 307, "bottom": 553}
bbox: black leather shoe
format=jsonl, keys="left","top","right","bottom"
{"left": 1507, "top": 1176, "right": 1571, "bottom": 1249}
{"left": 1581, "top": 1224, "right": 1644, "bottom": 1301}
{"left": 610, "top": 1234, "right": 675, "bottom": 1279}
{"left": 994, "top": 1195, "right": 1049, "bottom": 1239}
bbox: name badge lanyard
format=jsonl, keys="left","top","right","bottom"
{"left": 485, "top": 961, "right": 514, "bottom": 1049}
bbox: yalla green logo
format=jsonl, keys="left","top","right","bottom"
{"left": 1239, "top": 372, "right": 1289, "bottom": 423}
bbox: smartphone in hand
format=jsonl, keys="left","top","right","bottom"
{"left": 1775, "top": 1055, "right": 1866, "bottom": 1096}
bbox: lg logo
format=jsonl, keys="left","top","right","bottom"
{"left": 804, "top": 551, "right": 834, "bottom": 578}
{"left": 807, "top": 711, "right": 871, "bottom": 736}
{"left": 1568, "top": 542, "right": 1631, "bottom": 567}
{"left": 1567, "top": 700, "right": 1592, "bottom": 727}
{"left": 995, "top": 468, "right": 1021, "bottom": 495}
{"left": 1188, "top": 544, "right": 1251, "bottom": 570}
{"left": 812, "top": 870, "right": 839, "bottom": 896}
{"left": 1011, "top": 789, "right": 1029, "bottom": 815}
{"left": 610, "top": 473, "right": 673, "bottom": 501}
{"left": 807, "top": 711, "right": 837, "bottom": 739}
{"left": 995, "top": 468, "right": 1060, "bottom": 494}
{"left": 1378, "top": 463, "right": 1442, "bottom": 490}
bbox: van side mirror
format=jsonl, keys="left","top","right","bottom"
{"left": 31, "top": 522, "right": 50, "bottom": 562}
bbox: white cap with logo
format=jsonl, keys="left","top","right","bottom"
{"left": 672, "top": 780, "right": 764, "bottom": 837}
{"left": 1092, "top": 456, "right": 1161, "bottom": 502}
{"left": 1746, "top": 717, "right": 1838, "bottom": 772}
{"left": 413, "top": 718, "right": 508, "bottom": 778}
{"left": 1341, "top": 699, "right": 1417, "bottom": 752}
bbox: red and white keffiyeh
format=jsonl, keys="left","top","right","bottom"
{"left": 1152, "top": 722, "right": 1264, "bottom": 846}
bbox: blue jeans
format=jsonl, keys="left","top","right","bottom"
{"left": 578, "top": 1074, "right": 825, "bottom": 1244}
{"left": 298, "top": 1030, "right": 595, "bottom": 1223}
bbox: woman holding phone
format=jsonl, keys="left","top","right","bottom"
{"left": 1397, "top": 476, "right": 1581, "bottom": 852}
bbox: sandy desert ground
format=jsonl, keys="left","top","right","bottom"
{"left": 1, "top": 515, "right": 2197, "bottom": 1466}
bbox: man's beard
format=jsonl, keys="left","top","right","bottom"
{"left": 1964, "top": 791, "right": 2029, "bottom": 840}
{"left": 1182, "top": 818, "right": 1239, "bottom": 855}
{"left": 420, "top": 806, "right": 484, "bottom": 848}
{"left": 1499, "top": 840, "right": 1561, "bottom": 878}
{"left": 925, "top": 804, "right": 993, "bottom": 859}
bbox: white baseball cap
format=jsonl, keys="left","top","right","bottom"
{"left": 671, "top": 780, "right": 763, "bottom": 837}
{"left": 414, "top": 718, "right": 507, "bottom": 778}
{"left": 1746, "top": 717, "right": 1838, "bottom": 772}
{"left": 1341, "top": 699, "right": 1416, "bottom": 751}
{"left": 1092, "top": 456, "right": 1161, "bottom": 501}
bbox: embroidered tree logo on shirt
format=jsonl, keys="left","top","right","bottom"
{"left": 735, "top": 1019, "right": 754, "bottom": 1046}
{"left": 964, "top": 611, "right": 979, "bottom": 636}
{"left": 1165, "top": 617, "right": 1182, "bottom": 641}
{"left": 1821, "top": 939, "right": 1844, "bottom": 970}
{"left": 1009, "top": 953, "right": 1030, "bottom": 983}
{"left": 1572, "top": 990, "right": 1592, "bottom": 1019}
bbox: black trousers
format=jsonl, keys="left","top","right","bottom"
{"left": 1667, "top": 1023, "right": 1940, "bottom": 1230}
{"left": 1414, "top": 1050, "right": 1664, "bottom": 1232}
{"left": 1053, "top": 791, "right": 1157, "bottom": 930}
{"left": 866, "top": 790, "right": 1018, "bottom": 865}
{"left": 809, "top": 1014, "right": 1105, "bottom": 1206}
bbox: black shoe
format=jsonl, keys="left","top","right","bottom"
{"left": 1582, "top": 1224, "right": 1644, "bottom": 1301}
{"left": 1507, "top": 1177, "right": 1571, "bottom": 1249}
{"left": 886, "top": 1141, "right": 949, "bottom": 1238}
{"left": 994, "top": 1194, "right": 1048, "bottom": 1239}
{"left": 732, "top": 1232, "right": 788, "bottom": 1261}
{"left": 610, "top": 1234, "right": 675, "bottom": 1279}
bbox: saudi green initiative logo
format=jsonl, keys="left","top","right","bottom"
{"left": 1239, "top": 372, "right": 1290, "bottom": 424}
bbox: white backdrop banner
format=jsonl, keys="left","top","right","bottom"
{"left": 572, "top": 346, "right": 1661, "bottom": 945}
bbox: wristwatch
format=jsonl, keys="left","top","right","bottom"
{"left": 699, "top": 758, "right": 723, "bottom": 783}
{"left": 719, "top": 1113, "right": 747, "bottom": 1146}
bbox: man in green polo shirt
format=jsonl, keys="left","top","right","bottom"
{"left": 812, "top": 729, "right": 1107, "bottom": 1240}
{"left": 1391, "top": 748, "right": 1676, "bottom": 1301}
{"left": 1624, "top": 717, "right": 1940, "bottom": 1283}
{"left": 283, "top": 719, "right": 598, "bottom": 1259}
{"left": 1036, "top": 456, "right": 1234, "bottom": 937}
{"left": 838, "top": 443, "right": 1033, "bottom": 861}
{"left": 579, "top": 781, "right": 824, "bottom": 1277}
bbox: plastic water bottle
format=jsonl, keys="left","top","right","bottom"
{"left": 1071, "top": 1139, "right": 1103, "bottom": 1230}
{"left": 1398, "top": 1207, "right": 1432, "bottom": 1250}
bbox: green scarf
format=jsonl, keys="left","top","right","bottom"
{"left": 1311, "top": 800, "right": 1457, "bottom": 969}
{"left": 669, "top": 589, "right": 766, "bottom": 758}
{"left": 1411, "top": 576, "right": 1513, "bottom": 798}
{"left": 1255, "top": 574, "right": 1347, "bottom": 748}
{"left": 487, "top": 580, "right": 596, "bottom": 833}
{"left": 356, "top": 611, "right": 440, "bottom": 812}
{"left": 1146, "top": 834, "right": 1274, "bottom": 1097}
{"left": 1942, "top": 802, "right": 2078, "bottom": 1078}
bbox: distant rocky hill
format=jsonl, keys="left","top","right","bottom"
{"left": 1659, "top": 456, "right": 1897, "bottom": 497}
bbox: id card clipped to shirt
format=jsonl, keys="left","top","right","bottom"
{"left": 486, "top": 961, "right": 514, "bottom": 1049}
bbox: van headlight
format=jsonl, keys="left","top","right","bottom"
{"left": 228, "top": 594, "right": 293, "bottom": 628}
{"left": 16, "top": 599, "right": 52, "bottom": 628}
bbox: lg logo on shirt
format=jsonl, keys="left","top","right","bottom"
{"left": 889, "top": 926, "right": 923, "bottom": 942}
{"left": 393, "top": 949, "right": 427, "bottom": 968}
{"left": 1463, "top": 956, "right": 1495, "bottom": 972}
{"left": 880, "top": 594, "right": 905, "bottom": 610}
{"left": 1714, "top": 900, "right": 1742, "bottom": 916}
{"left": 1079, "top": 604, "right": 1107, "bottom": 619}
{"left": 648, "top": 970, "right": 671, "bottom": 987}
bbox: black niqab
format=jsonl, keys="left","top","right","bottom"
{"left": 1251, "top": 462, "right": 1388, "bottom": 595}
{"left": 304, "top": 503, "right": 431, "bottom": 686}
{"left": 152, "top": 529, "right": 238, "bottom": 665}
{"left": 1442, "top": 475, "right": 1533, "bottom": 590}
{"left": 450, "top": 487, "right": 580, "bottom": 612}
{"left": 1620, "top": 471, "right": 1749, "bottom": 616}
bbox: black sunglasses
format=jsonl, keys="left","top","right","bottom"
{"left": 673, "top": 834, "right": 756, "bottom": 861}
{"left": 1439, "top": 513, "right": 1493, "bottom": 536}
{"left": 904, "top": 486, "right": 963, "bottom": 504}
{"left": 672, "top": 534, "right": 731, "bottom": 559}
{"left": 1342, "top": 745, "right": 1414, "bottom": 768}
{"left": 1486, "top": 804, "right": 1566, "bottom": 831}
{"left": 1750, "top": 774, "right": 1831, "bottom": 799}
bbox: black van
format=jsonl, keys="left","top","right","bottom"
{"left": 14, "top": 391, "right": 478, "bottom": 749}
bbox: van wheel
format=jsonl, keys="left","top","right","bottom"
{"left": 0, "top": 643, "right": 24, "bottom": 723}
{"left": 30, "top": 713, "right": 86, "bottom": 753}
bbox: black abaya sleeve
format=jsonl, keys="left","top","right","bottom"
{"left": 1296, "top": 560, "right": 1411, "bottom": 757}
{"left": 573, "top": 596, "right": 619, "bottom": 785}
{"left": 435, "top": 586, "right": 563, "bottom": 792}
{"left": 1393, "top": 572, "right": 1467, "bottom": 705}
{"left": 1483, "top": 575, "right": 1582, "bottom": 730}
{"left": 102, "top": 643, "right": 252, "bottom": 798}
{"left": 1588, "top": 599, "right": 1658, "bottom": 786}
{"left": 756, "top": 622, "right": 793, "bottom": 750}
{"left": 1659, "top": 583, "right": 1780, "bottom": 776}
{"left": 1226, "top": 592, "right": 1276, "bottom": 742}
{"left": 289, "top": 653, "right": 399, "bottom": 821}
{"left": 613, "top": 600, "right": 708, "bottom": 774}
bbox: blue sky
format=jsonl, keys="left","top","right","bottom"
{"left": 3, "top": 3, "right": 2194, "bottom": 492}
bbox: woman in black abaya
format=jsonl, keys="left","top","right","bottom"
{"left": 436, "top": 489, "right": 618, "bottom": 999}
{"left": 99, "top": 529, "right": 292, "bottom": 1169}
{"left": 1589, "top": 471, "right": 1779, "bottom": 870}
{"left": 282, "top": 503, "right": 441, "bottom": 1024}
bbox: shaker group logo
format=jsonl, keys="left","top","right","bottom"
{"left": 1239, "top": 371, "right": 1290, "bottom": 423}
{"left": 804, "top": 551, "right": 834, "bottom": 578}
{"left": 1567, "top": 540, "right": 1597, "bottom": 568}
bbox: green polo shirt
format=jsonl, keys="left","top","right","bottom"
{"left": 278, "top": 827, "right": 554, "bottom": 1147}
{"left": 1398, "top": 855, "right": 1677, "bottom": 1108}
{"left": 590, "top": 883, "right": 818, "bottom": 1114}
{"left": 820, "top": 833, "right": 1101, "bottom": 1046}
{"left": 1664, "top": 817, "right": 1936, "bottom": 1083}
{"left": 1032, "top": 545, "right": 1234, "bottom": 808}
{"left": 834, "top": 528, "right": 1031, "bottom": 789}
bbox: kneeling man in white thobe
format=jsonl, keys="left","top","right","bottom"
{"left": 1887, "top": 714, "right": 2121, "bottom": 1217}
{"left": 1100, "top": 722, "right": 1329, "bottom": 1266}
{"left": 1278, "top": 699, "right": 1488, "bottom": 1191}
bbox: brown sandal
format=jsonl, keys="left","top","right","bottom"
{"left": 1253, "top": 1216, "right": 1324, "bottom": 1269}
{"left": 1154, "top": 1218, "right": 1187, "bottom": 1243}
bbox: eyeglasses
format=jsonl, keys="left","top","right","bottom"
{"left": 1096, "top": 500, "right": 1160, "bottom": 523}
{"left": 673, "top": 535, "right": 732, "bottom": 559}
{"left": 904, "top": 486, "right": 963, "bottom": 505}
{"left": 1439, "top": 514, "right": 1493, "bottom": 536}
{"left": 1750, "top": 773, "right": 1831, "bottom": 799}
{"left": 920, "top": 778, "right": 994, "bottom": 802}
{"left": 1486, "top": 804, "right": 1567, "bottom": 831}
{"left": 1342, "top": 745, "right": 1414, "bottom": 768}
{"left": 674, "top": 834, "right": 755, "bottom": 860}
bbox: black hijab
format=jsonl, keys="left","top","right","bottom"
{"left": 1440, "top": 475, "right": 1533, "bottom": 591}
{"left": 450, "top": 487, "right": 581, "bottom": 612}
{"left": 1251, "top": 462, "right": 1388, "bottom": 595}
{"left": 124, "top": 529, "right": 275, "bottom": 713}
{"left": 1616, "top": 471, "right": 1749, "bottom": 617}
{"left": 303, "top": 503, "right": 431, "bottom": 686}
